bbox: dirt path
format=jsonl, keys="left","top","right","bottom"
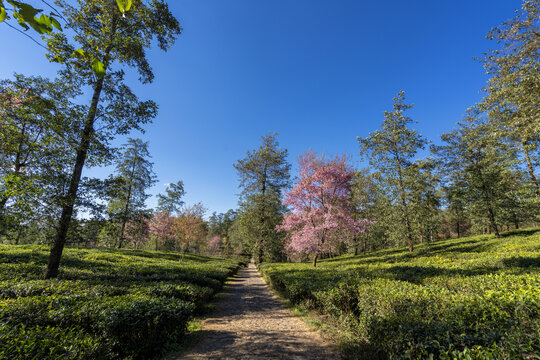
{"left": 176, "top": 262, "right": 340, "bottom": 360}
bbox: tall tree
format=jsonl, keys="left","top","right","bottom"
{"left": 278, "top": 152, "right": 371, "bottom": 267}
{"left": 433, "top": 117, "right": 520, "bottom": 238}
{"left": 44, "top": 0, "right": 181, "bottom": 278}
{"left": 233, "top": 133, "right": 291, "bottom": 263}
{"left": 358, "top": 91, "right": 427, "bottom": 252}
{"left": 477, "top": 0, "right": 540, "bottom": 195}
{"left": 0, "top": 76, "right": 79, "bottom": 221}
{"left": 108, "top": 138, "right": 155, "bottom": 248}
{"left": 156, "top": 180, "right": 185, "bottom": 215}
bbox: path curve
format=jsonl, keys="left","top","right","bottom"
{"left": 176, "top": 262, "right": 340, "bottom": 360}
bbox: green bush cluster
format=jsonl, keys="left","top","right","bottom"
{"left": 259, "top": 229, "right": 540, "bottom": 359}
{"left": 0, "top": 246, "right": 242, "bottom": 359}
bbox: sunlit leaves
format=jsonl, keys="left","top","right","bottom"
{"left": 0, "top": 3, "right": 7, "bottom": 23}
{"left": 4, "top": 1, "right": 60, "bottom": 34}
{"left": 116, "top": 0, "right": 132, "bottom": 17}
{"left": 69, "top": 48, "right": 106, "bottom": 78}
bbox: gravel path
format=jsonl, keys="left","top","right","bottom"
{"left": 176, "top": 262, "right": 340, "bottom": 360}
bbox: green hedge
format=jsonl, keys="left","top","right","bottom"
{"left": 260, "top": 229, "right": 540, "bottom": 359}
{"left": 0, "top": 245, "right": 242, "bottom": 359}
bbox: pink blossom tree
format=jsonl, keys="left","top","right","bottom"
{"left": 207, "top": 235, "right": 223, "bottom": 255}
{"left": 149, "top": 211, "right": 176, "bottom": 251}
{"left": 277, "top": 151, "right": 372, "bottom": 266}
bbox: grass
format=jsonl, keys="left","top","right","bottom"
{"left": 259, "top": 228, "right": 540, "bottom": 360}
{"left": 0, "top": 244, "right": 244, "bottom": 359}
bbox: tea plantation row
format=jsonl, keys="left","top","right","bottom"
{"left": 259, "top": 229, "right": 540, "bottom": 359}
{"left": 0, "top": 245, "right": 245, "bottom": 359}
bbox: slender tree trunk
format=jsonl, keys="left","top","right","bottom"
{"left": 363, "top": 235, "right": 367, "bottom": 254}
{"left": 456, "top": 220, "right": 460, "bottom": 238}
{"left": 395, "top": 157, "right": 414, "bottom": 252}
{"left": 522, "top": 141, "right": 540, "bottom": 196}
{"left": 44, "top": 22, "right": 117, "bottom": 279}
{"left": 256, "top": 164, "right": 268, "bottom": 264}
{"left": 117, "top": 156, "right": 137, "bottom": 248}
{"left": 312, "top": 253, "right": 318, "bottom": 267}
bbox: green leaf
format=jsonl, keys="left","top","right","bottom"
{"left": 34, "top": 14, "right": 53, "bottom": 34}
{"left": 92, "top": 58, "right": 106, "bottom": 78}
{"left": 50, "top": 15, "right": 61, "bottom": 31}
{"left": 16, "top": 3, "right": 40, "bottom": 23}
{"left": 72, "top": 48, "right": 87, "bottom": 59}
{"left": 116, "top": 0, "right": 132, "bottom": 14}
{"left": 0, "top": 6, "right": 6, "bottom": 23}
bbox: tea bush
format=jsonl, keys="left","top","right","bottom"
{"left": 0, "top": 245, "right": 242, "bottom": 359}
{"left": 259, "top": 229, "right": 540, "bottom": 359}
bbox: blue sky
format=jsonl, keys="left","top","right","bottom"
{"left": 0, "top": 0, "right": 522, "bottom": 215}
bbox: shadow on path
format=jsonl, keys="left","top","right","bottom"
{"left": 173, "top": 263, "right": 340, "bottom": 360}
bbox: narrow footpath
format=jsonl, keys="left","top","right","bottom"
{"left": 176, "top": 262, "right": 340, "bottom": 360}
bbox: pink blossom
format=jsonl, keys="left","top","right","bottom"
{"left": 277, "top": 151, "right": 372, "bottom": 265}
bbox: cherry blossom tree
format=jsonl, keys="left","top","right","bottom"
{"left": 149, "top": 211, "right": 175, "bottom": 251}
{"left": 277, "top": 151, "right": 372, "bottom": 266}
{"left": 207, "top": 235, "right": 223, "bottom": 255}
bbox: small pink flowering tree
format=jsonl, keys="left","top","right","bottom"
{"left": 207, "top": 235, "right": 223, "bottom": 255}
{"left": 149, "top": 211, "right": 176, "bottom": 251}
{"left": 277, "top": 151, "right": 371, "bottom": 267}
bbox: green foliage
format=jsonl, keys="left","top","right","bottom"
{"left": 1, "top": 1, "right": 62, "bottom": 34}
{"left": 233, "top": 132, "right": 291, "bottom": 263}
{"left": 0, "top": 245, "right": 242, "bottom": 359}
{"left": 259, "top": 228, "right": 540, "bottom": 359}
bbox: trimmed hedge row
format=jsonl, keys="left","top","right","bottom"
{"left": 0, "top": 245, "right": 242, "bottom": 359}
{"left": 260, "top": 229, "right": 540, "bottom": 359}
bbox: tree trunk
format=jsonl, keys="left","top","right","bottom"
{"left": 312, "top": 253, "right": 318, "bottom": 267}
{"left": 117, "top": 156, "right": 137, "bottom": 248}
{"left": 363, "top": 236, "right": 367, "bottom": 254}
{"left": 395, "top": 154, "right": 414, "bottom": 252}
{"left": 522, "top": 142, "right": 540, "bottom": 197}
{"left": 44, "top": 22, "right": 117, "bottom": 279}
{"left": 456, "top": 221, "right": 460, "bottom": 238}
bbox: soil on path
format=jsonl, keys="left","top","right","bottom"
{"left": 176, "top": 262, "right": 340, "bottom": 360}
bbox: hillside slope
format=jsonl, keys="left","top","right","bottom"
{"left": 259, "top": 229, "right": 540, "bottom": 359}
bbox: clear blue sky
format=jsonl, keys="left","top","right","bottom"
{"left": 0, "top": 0, "right": 522, "bottom": 215}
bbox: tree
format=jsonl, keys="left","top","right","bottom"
{"left": 352, "top": 169, "right": 393, "bottom": 253}
{"left": 44, "top": 0, "right": 181, "bottom": 278}
{"left": 409, "top": 159, "right": 442, "bottom": 243}
{"left": 108, "top": 138, "right": 155, "bottom": 248}
{"left": 477, "top": 0, "right": 539, "bottom": 195}
{"left": 233, "top": 133, "right": 291, "bottom": 263}
{"left": 358, "top": 91, "right": 427, "bottom": 252}
{"left": 156, "top": 180, "right": 185, "bottom": 215}
{"left": 149, "top": 210, "right": 175, "bottom": 251}
{"left": 174, "top": 203, "right": 207, "bottom": 256}
{"left": 0, "top": 75, "right": 79, "bottom": 223}
{"left": 207, "top": 234, "right": 223, "bottom": 255}
{"left": 207, "top": 209, "right": 237, "bottom": 255}
{"left": 277, "top": 151, "right": 371, "bottom": 267}
{"left": 124, "top": 212, "right": 150, "bottom": 249}
{"left": 433, "top": 117, "right": 521, "bottom": 237}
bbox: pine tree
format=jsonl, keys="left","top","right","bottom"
{"left": 233, "top": 133, "right": 291, "bottom": 263}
